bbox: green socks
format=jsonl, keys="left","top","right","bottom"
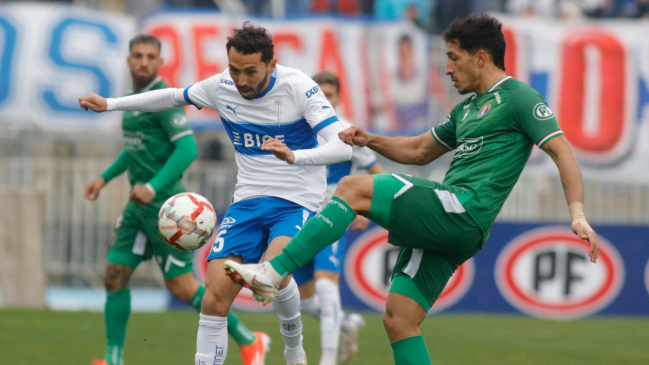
{"left": 270, "top": 197, "right": 356, "bottom": 276}
{"left": 104, "top": 288, "right": 131, "bottom": 365}
{"left": 188, "top": 284, "right": 256, "bottom": 347}
{"left": 391, "top": 336, "right": 432, "bottom": 365}
{"left": 227, "top": 311, "right": 256, "bottom": 346}
{"left": 189, "top": 285, "right": 205, "bottom": 312}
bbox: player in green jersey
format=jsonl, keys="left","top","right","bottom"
{"left": 84, "top": 35, "right": 269, "bottom": 365}
{"left": 223, "top": 14, "right": 600, "bottom": 365}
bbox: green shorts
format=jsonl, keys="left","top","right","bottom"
{"left": 367, "top": 174, "right": 483, "bottom": 311}
{"left": 107, "top": 201, "right": 194, "bottom": 280}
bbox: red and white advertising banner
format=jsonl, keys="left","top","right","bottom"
{"left": 498, "top": 15, "right": 649, "bottom": 178}
{"left": 142, "top": 11, "right": 430, "bottom": 133}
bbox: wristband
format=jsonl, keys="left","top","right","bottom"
{"left": 568, "top": 202, "right": 594, "bottom": 234}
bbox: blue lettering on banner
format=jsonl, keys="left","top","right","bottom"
{"left": 220, "top": 79, "right": 234, "bottom": 85}
{"left": 43, "top": 18, "right": 118, "bottom": 113}
{"left": 0, "top": 18, "right": 17, "bottom": 106}
{"left": 221, "top": 117, "right": 318, "bottom": 156}
{"left": 305, "top": 86, "right": 319, "bottom": 98}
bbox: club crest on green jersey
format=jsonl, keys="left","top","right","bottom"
{"left": 533, "top": 103, "right": 554, "bottom": 120}
{"left": 477, "top": 102, "right": 492, "bottom": 118}
{"left": 172, "top": 113, "right": 188, "bottom": 126}
{"left": 455, "top": 136, "right": 483, "bottom": 158}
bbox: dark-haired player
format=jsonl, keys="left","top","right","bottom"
{"left": 80, "top": 23, "right": 352, "bottom": 365}
{"left": 224, "top": 14, "right": 600, "bottom": 365}
{"left": 84, "top": 34, "right": 269, "bottom": 365}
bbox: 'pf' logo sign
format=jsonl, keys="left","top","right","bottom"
{"left": 495, "top": 227, "right": 624, "bottom": 319}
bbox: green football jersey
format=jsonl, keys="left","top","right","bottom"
{"left": 121, "top": 77, "right": 192, "bottom": 205}
{"left": 431, "top": 76, "right": 563, "bottom": 243}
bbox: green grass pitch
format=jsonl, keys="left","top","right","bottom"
{"left": 1, "top": 309, "right": 648, "bottom": 365}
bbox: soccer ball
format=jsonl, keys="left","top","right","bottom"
{"left": 158, "top": 193, "right": 217, "bottom": 251}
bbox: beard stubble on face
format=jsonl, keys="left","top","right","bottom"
{"left": 132, "top": 69, "right": 157, "bottom": 91}
{"left": 237, "top": 70, "right": 269, "bottom": 100}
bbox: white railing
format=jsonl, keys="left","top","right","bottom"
{"left": 0, "top": 157, "right": 236, "bottom": 285}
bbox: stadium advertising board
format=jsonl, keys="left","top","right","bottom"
{"left": 189, "top": 219, "right": 648, "bottom": 318}
{"left": 0, "top": 3, "right": 135, "bottom": 130}
{"left": 141, "top": 11, "right": 430, "bottom": 133}
{"left": 337, "top": 222, "right": 649, "bottom": 319}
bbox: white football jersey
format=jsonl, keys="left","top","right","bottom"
{"left": 185, "top": 65, "right": 339, "bottom": 212}
{"left": 319, "top": 118, "right": 378, "bottom": 205}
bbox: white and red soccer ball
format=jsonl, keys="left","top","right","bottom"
{"left": 158, "top": 193, "right": 217, "bottom": 251}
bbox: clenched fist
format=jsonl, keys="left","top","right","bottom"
{"left": 79, "top": 93, "right": 108, "bottom": 112}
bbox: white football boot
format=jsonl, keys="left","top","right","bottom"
{"left": 339, "top": 313, "right": 365, "bottom": 363}
{"left": 223, "top": 260, "right": 283, "bottom": 305}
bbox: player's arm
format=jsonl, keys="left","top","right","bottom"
{"left": 79, "top": 88, "right": 188, "bottom": 113}
{"left": 541, "top": 135, "right": 599, "bottom": 262}
{"left": 262, "top": 122, "right": 352, "bottom": 165}
{"left": 85, "top": 150, "right": 128, "bottom": 201}
{"left": 513, "top": 90, "right": 598, "bottom": 262}
{"left": 130, "top": 108, "right": 198, "bottom": 205}
{"left": 262, "top": 76, "right": 352, "bottom": 165}
{"left": 339, "top": 126, "right": 448, "bottom": 166}
{"left": 79, "top": 74, "right": 220, "bottom": 113}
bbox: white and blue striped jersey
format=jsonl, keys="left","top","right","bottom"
{"left": 320, "top": 119, "right": 378, "bottom": 204}
{"left": 184, "top": 65, "right": 340, "bottom": 212}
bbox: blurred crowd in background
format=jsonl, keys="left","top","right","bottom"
{"left": 6, "top": 0, "right": 649, "bottom": 33}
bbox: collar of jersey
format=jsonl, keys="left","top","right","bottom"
{"left": 487, "top": 75, "right": 512, "bottom": 93}
{"left": 134, "top": 77, "right": 162, "bottom": 94}
{"left": 254, "top": 67, "right": 278, "bottom": 99}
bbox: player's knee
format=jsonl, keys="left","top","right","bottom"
{"left": 103, "top": 273, "right": 121, "bottom": 291}
{"left": 383, "top": 304, "right": 416, "bottom": 339}
{"left": 202, "top": 282, "right": 232, "bottom": 315}
{"left": 382, "top": 308, "right": 399, "bottom": 337}
{"left": 335, "top": 175, "right": 372, "bottom": 212}
{"left": 103, "top": 264, "right": 131, "bottom": 291}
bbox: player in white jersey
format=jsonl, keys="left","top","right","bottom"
{"left": 79, "top": 23, "right": 352, "bottom": 365}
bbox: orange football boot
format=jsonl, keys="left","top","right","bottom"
{"left": 239, "top": 332, "right": 271, "bottom": 365}
{"left": 90, "top": 360, "right": 108, "bottom": 365}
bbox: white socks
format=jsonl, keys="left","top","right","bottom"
{"left": 316, "top": 278, "right": 343, "bottom": 365}
{"left": 300, "top": 295, "right": 321, "bottom": 318}
{"left": 195, "top": 313, "right": 228, "bottom": 365}
{"left": 273, "top": 278, "right": 306, "bottom": 364}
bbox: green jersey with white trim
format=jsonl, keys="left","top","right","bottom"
{"left": 121, "top": 77, "right": 191, "bottom": 202}
{"left": 431, "top": 77, "right": 562, "bottom": 243}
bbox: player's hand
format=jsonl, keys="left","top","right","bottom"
{"left": 85, "top": 177, "right": 106, "bottom": 201}
{"left": 572, "top": 220, "right": 599, "bottom": 263}
{"left": 339, "top": 125, "right": 373, "bottom": 147}
{"left": 79, "top": 93, "right": 108, "bottom": 112}
{"left": 349, "top": 215, "right": 370, "bottom": 231}
{"left": 130, "top": 184, "right": 155, "bottom": 205}
{"left": 262, "top": 138, "right": 295, "bottom": 165}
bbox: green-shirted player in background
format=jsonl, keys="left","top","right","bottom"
{"left": 84, "top": 35, "right": 270, "bottom": 365}
{"left": 223, "top": 14, "right": 600, "bottom": 365}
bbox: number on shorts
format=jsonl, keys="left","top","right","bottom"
{"left": 212, "top": 230, "right": 227, "bottom": 253}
